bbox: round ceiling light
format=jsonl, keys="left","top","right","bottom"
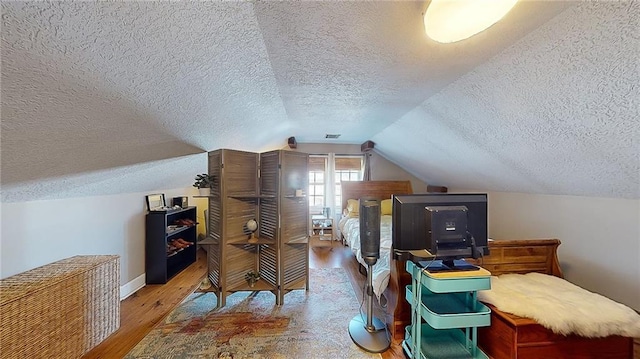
{"left": 424, "top": 0, "right": 519, "bottom": 43}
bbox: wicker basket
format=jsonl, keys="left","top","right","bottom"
{"left": 0, "top": 255, "right": 120, "bottom": 359}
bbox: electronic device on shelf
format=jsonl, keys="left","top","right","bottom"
{"left": 392, "top": 193, "right": 489, "bottom": 272}
{"left": 172, "top": 196, "right": 188, "bottom": 208}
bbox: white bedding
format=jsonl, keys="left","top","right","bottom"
{"left": 338, "top": 215, "right": 392, "bottom": 299}
{"left": 478, "top": 272, "right": 640, "bottom": 338}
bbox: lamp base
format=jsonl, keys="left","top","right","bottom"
{"left": 348, "top": 315, "right": 390, "bottom": 353}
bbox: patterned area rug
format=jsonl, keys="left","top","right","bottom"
{"left": 126, "top": 268, "right": 383, "bottom": 358}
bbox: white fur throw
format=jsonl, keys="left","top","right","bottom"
{"left": 477, "top": 273, "right": 640, "bottom": 338}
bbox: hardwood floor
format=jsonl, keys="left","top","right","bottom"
{"left": 84, "top": 244, "right": 404, "bottom": 358}
{"left": 310, "top": 245, "right": 406, "bottom": 359}
{"left": 82, "top": 250, "right": 208, "bottom": 359}
{"left": 84, "top": 245, "right": 638, "bottom": 359}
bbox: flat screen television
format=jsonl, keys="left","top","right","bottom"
{"left": 392, "top": 193, "right": 489, "bottom": 270}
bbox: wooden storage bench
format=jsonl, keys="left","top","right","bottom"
{"left": 0, "top": 255, "right": 120, "bottom": 359}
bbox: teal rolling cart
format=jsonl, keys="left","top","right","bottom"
{"left": 403, "top": 261, "right": 492, "bottom": 359}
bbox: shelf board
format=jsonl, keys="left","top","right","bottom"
{"left": 166, "top": 248, "right": 185, "bottom": 258}
{"left": 227, "top": 238, "right": 276, "bottom": 245}
{"left": 405, "top": 287, "right": 491, "bottom": 329}
{"left": 166, "top": 225, "right": 194, "bottom": 237}
{"left": 285, "top": 237, "right": 309, "bottom": 244}
{"left": 404, "top": 324, "right": 489, "bottom": 359}
{"left": 228, "top": 193, "right": 276, "bottom": 199}
{"left": 406, "top": 261, "right": 491, "bottom": 293}
{"left": 166, "top": 247, "right": 196, "bottom": 273}
{"left": 148, "top": 206, "right": 196, "bottom": 214}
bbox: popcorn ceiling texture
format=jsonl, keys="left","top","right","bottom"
{"left": 1, "top": 1, "right": 637, "bottom": 202}
{"left": 374, "top": 1, "right": 639, "bottom": 198}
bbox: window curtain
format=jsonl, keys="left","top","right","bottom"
{"left": 308, "top": 156, "right": 326, "bottom": 172}
{"left": 325, "top": 153, "right": 336, "bottom": 218}
{"left": 362, "top": 153, "right": 371, "bottom": 181}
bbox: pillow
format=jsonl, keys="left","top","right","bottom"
{"left": 346, "top": 199, "right": 359, "bottom": 218}
{"left": 381, "top": 199, "right": 392, "bottom": 215}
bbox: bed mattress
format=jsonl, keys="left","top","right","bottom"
{"left": 339, "top": 215, "right": 392, "bottom": 299}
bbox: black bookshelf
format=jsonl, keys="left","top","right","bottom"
{"left": 145, "top": 206, "right": 197, "bottom": 284}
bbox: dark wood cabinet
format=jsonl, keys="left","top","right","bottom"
{"left": 145, "top": 206, "right": 197, "bottom": 284}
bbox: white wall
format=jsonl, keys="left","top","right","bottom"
{"left": 477, "top": 191, "right": 639, "bottom": 311}
{"left": 369, "top": 151, "right": 429, "bottom": 193}
{"left": 0, "top": 187, "right": 208, "bottom": 299}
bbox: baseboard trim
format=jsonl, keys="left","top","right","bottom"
{"left": 120, "top": 273, "right": 145, "bottom": 300}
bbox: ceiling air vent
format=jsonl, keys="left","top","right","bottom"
{"left": 325, "top": 134, "right": 341, "bottom": 139}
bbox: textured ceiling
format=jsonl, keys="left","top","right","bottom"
{"left": 373, "top": 1, "right": 639, "bottom": 198}
{"left": 1, "top": 1, "right": 638, "bottom": 202}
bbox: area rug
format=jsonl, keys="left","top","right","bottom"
{"left": 125, "top": 268, "right": 383, "bottom": 358}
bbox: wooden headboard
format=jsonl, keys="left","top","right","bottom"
{"left": 340, "top": 181, "right": 413, "bottom": 211}
{"left": 468, "top": 238, "right": 563, "bottom": 278}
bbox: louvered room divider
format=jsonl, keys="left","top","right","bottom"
{"left": 203, "top": 148, "right": 309, "bottom": 307}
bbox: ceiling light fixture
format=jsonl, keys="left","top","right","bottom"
{"left": 424, "top": 0, "right": 518, "bottom": 43}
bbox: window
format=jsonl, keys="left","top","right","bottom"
{"left": 307, "top": 154, "right": 363, "bottom": 217}
{"left": 308, "top": 156, "right": 327, "bottom": 211}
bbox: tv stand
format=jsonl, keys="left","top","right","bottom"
{"left": 419, "top": 259, "right": 480, "bottom": 273}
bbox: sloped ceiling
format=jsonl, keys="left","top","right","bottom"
{"left": 1, "top": 1, "right": 638, "bottom": 202}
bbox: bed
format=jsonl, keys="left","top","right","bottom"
{"left": 470, "top": 239, "right": 637, "bottom": 359}
{"left": 339, "top": 182, "right": 637, "bottom": 358}
{"left": 338, "top": 212, "right": 392, "bottom": 298}
{"left": 338, "top": 181, "right": 413, "bottom": 300}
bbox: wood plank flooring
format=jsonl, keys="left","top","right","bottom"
{"left": 84, "top": 245, "right": 404, "bottom": 358}
{"left": 82, "top": 250, "right": 208, "bottom": 359}
{"left": 84, "top": 245, "right": 638, "bottom": 359}
{"left": 310, "top": 245, "right": 406, "bottom": 359}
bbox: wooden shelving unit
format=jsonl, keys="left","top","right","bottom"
{"left": 203, "top": 149, "right": 309, "bottom": 307}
